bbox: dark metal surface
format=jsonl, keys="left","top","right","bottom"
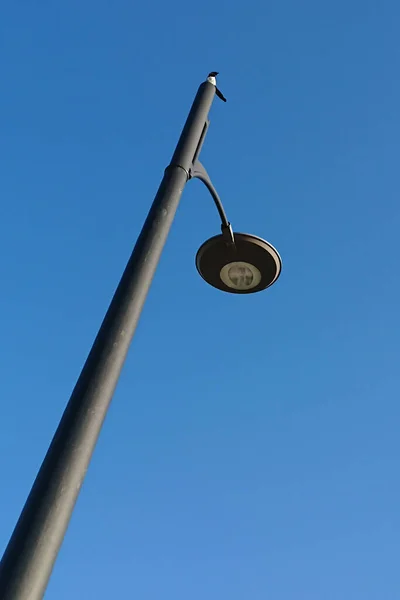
{"left": 189, "top": 160, "right": 230, "bottom": 228}
{"left": 196, "top": 232, "right": 282, "bottom": 294}
{"left": 0, "top": 78, "right": 218, "bottom": 600}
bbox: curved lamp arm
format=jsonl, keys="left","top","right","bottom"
{"left": 189, "top": 160, "right": 235, "bottom": 246}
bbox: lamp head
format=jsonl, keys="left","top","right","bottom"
{"left": 196, "top": 232, "right": 281, "bottom": 294}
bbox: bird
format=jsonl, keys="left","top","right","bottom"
{"left": 207, "top": 71, "right": 227, "bottom": 102}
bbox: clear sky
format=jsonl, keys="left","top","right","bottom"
{"left": 0, "top": 1, "right": 399, "bottom": 598}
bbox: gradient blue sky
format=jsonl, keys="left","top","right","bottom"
{"left": 1, "top": 1, "right": 399, "bottom": 598}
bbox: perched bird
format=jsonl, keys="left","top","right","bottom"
{"left": 207, "top": 71, "right": 227, "bottom": 102}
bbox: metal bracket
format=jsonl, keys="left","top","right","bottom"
{"left": 221, "top": 222, "right": 235, "bottom": 247}
{"left": 188, "top": 114, "right": 235, "bottom": 247}
{"left": 189, "top": 160, "right": 235, "bottom": 246}
{"left": 192, "top": 120, "right": 210, "bottom": 166}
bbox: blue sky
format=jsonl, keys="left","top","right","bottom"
{"left": 1, "top": 0, "right": 399, "bottom": 598}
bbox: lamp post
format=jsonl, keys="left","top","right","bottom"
{"left": 0, "top": 73, "right": 281, "bottom": 600}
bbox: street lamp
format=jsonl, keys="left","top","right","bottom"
{"left": 0, "top": 73, "right": 281, "bottom": 600}
{"left": 190, "top": 157, "right": 281, "bottom": 294}
{"left": 196, "top": 233, "right": 281, "bottom": 293}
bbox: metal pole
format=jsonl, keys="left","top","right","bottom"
{"left": 0, "top": 79, "right": 217, "bottom": 600}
